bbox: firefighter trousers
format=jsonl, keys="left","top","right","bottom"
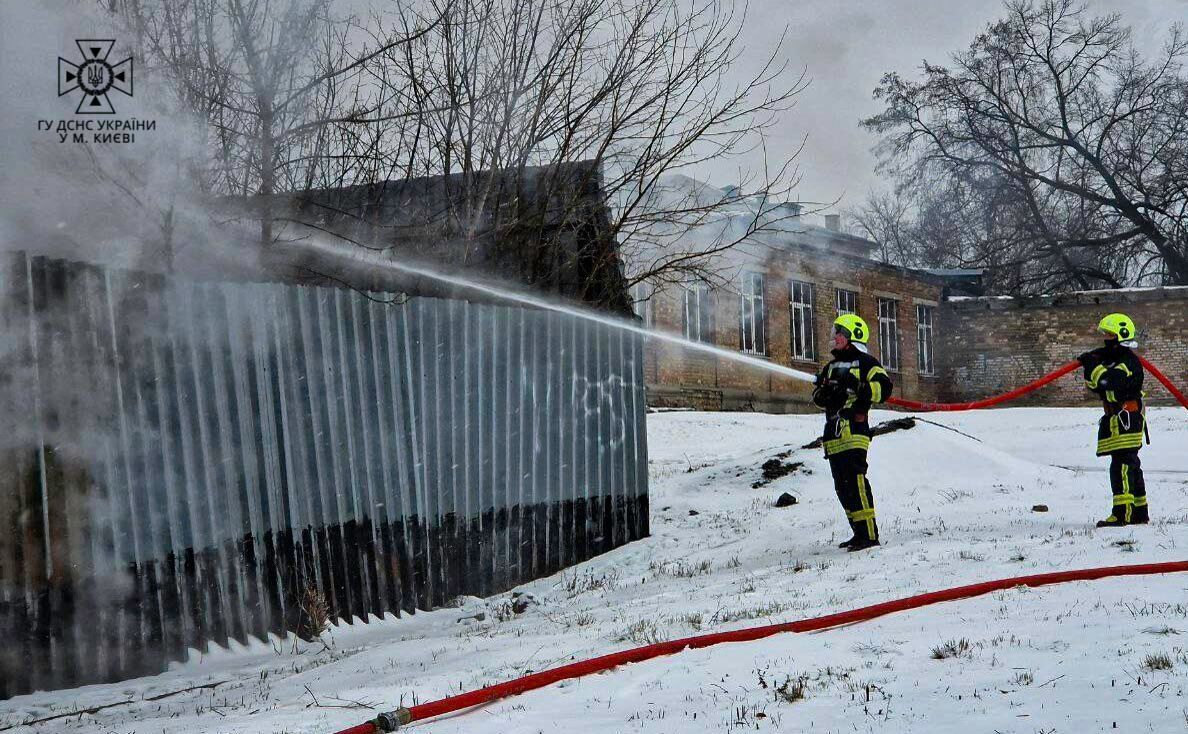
{"left": 1108, "top": 450, "right": 1148, "bottom": 524}
{"left": 829, "top": 450, "right": 878, "bottom": 542}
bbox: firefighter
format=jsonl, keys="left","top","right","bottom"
{"left": 1077, "top": 313, "right": 1148, "bottom": 527}
{"left": 812, "top": 314, "right": 894, "bottom": 551}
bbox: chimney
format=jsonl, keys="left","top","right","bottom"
{"left": 824, "top": 214, "right": 841, "bottom": 232}
{"left": 786, "top": 202, "right": 803, "bottom": 217}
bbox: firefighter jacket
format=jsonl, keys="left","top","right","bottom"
{"left": 812, "top": 345, "right": 894, "bottom": 457}
{"left": 1081, "top": 343, "right": 1146, "bottom": 456}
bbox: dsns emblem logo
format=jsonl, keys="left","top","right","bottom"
{"left": 58, "top": 40, "right": 133, "bottom": 114}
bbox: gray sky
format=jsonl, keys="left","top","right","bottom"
{"left": 2, "top": 0, "right": 1182, "bottom": 231}
{"left": 718, "top": 0, "right": 1187, "bottom": 212}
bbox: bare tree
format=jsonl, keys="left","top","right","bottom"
{"left": 113, "top": 0, "right": 438, "bottom": 247}
{"left": 849, "top": 167, "right": 1131, "bottom": 293}
{"left": 369, "top": 0, "right": 806, "bottom": 299}
{"left": 862, "top": 0, "right": 1188, "bottom": 292}
{"left": 109, "top": 0, "right": 805, "bottom": 306}
{"left": 846, "top": 188, "right": 916, "bottom": 268}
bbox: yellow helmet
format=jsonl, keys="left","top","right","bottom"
{"left": 833, "top": 313, "right": 870, "bottom": 344}
{"left": 1098, "top": 313, "right": 1136, "bottom": 342}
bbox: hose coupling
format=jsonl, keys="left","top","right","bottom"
{"left": 373, "top": 708, "right": 413, "bottom": 732}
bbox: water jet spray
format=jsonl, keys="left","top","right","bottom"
{"left": 292, "top": 236, "right": 819, "bottom": 385}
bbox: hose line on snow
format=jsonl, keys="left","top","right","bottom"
{"left": 333, "top": 561, "right": 1188, "bottom": 733}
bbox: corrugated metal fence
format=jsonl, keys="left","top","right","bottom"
{"left": 0, "top": 252, "right": 649, "bottom": 698}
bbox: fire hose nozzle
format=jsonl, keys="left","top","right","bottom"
{"left": 373, "top": 708, "right": 413, "bottom": 732}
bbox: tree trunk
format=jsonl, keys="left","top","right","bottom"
{"left": 259, "top": 102, "right": 275, "bottom": 246}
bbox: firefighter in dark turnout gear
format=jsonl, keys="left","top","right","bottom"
{"left": 812, "top": 314, "right": 894, "bottom": 551}
{"left": 1077, "top": 313, "right": 1148, "bottom": 527}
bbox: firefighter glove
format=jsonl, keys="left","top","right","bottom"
{"left": 836, "top": 371, "right": 860, "bottom": 392}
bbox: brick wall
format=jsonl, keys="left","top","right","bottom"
{"left": 643, "top": 246, "right": 946, "bottom": 412}
{"left": 938, "top": 287, "right": 1188, "bottom": 406}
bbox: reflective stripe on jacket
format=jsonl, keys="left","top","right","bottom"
{"left": 1082, "top": 344, "right": 1146, "bottom": 455}
{"left": 813, "top": 346, "right": 893, "bottom": 457}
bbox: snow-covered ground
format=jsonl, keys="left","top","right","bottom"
{"left": 3, "top": 407, "right": 1187, "bottom": 733}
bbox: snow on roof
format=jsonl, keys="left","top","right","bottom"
{"left": 922, "top": 268, "right": 984, "bottom": 277}
{"left": 948, "top": 283, "right": 1188, "bottom": 303}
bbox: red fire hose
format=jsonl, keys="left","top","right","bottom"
{"left": 886, "top": 356, "right": 1188, "bottom": 412}
{"left": 1141, "top": 356, "right": 1188, "bottom": 409}
{"left": 334, "top": 560, "right": 1188, "bottom": 733}
{"left": 886, "top": 360, "right": 1082, "bottom": 411}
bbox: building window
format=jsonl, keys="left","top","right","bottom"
{"left": 630, "top": 283, "right": 654, "bottom": 328}
{"left": 789, "top": 280, "right": 816, "bottom": 361}
{"left": 917, "top": 304, "right": 935, "bottom": 375}
{"left": 683, "top": 281, "right": 714, "bottom": 343}
{"left": 836, "top": 288, "right": 857, "bottom": 315}
{"left": 877, "top": 297, "right": 900, "bottom": 371}
{"left": 739, "top": 272, "right": 767, "bottom": 354}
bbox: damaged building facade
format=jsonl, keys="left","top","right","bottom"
{"left": 628, "top": 199, "right": 976, "bottom": 412}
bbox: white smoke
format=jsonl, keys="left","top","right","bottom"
{"left": 0, "top": 0, "right": 257, "bottom": 275}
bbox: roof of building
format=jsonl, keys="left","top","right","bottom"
{"left": 922, "top": 268, "right": 985, "bottom": 277}
{"left": 647, "top": 175, "right": 876, "bottom": 260}
{"left": 630, "top": 175, "right": 957, "bottom": 290}
{"left": 229, "top": 160, "right": 634, "bottom": 313}
{"left": 947, "top": 283, "right": 1188, "bottom": 309}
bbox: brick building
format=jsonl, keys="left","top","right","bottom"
{"left": 633, "top": 206, "right": 965, "bottom": 412}
{"left": 939, "top": 286, "right": 1188, "bottom": 407}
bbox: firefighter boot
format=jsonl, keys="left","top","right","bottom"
{"left": 846, "top": 536, "right": 881, "bottom": 552}
{"left": 845, "top": 515, "right": 879, "bottom": 552}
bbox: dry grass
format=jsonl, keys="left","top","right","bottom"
{"left": 1121, "top": 602, "right": 1188, "bottom": 619}
{"left": 1142, "top": 625, "right": 1182, "bottom": 635}
{"left": 616, "top": 619, "right": 667, "bottom": 645}
{"left": 939, "top": 489, "right": 973, "bottom": 503}
{"left": 650, "top": 559, "right": 713, "bottom": 578}
{"left": 559, "top": 568, "right": 621, "bottom": 597}
{"left": 1142, "top": 653, "right": 1174, "bottom": 671}
{"left": 573, "top": 611, "right": 596, "bottom": 627}
{"left": 298, "top": 584, "right": 332, "bottom": 642}
{"left": 930, "top": 638, "right": 972, "bottom": 660}
{"left": 491, "top": 599, "right": 517, "bottom": 622}
{"left": 774, "top": 675, "right": 808, "bottom": 703}
{"left": 852, "top": 640, "right": 898, "bottom": 656}
{"left": 710, "top": 601, "right": 790, "bottom": 625}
